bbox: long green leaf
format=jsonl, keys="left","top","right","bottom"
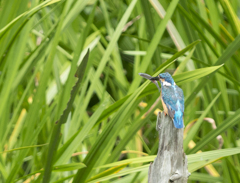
{"left": 42, "top": 50, "right": 89, "bottom": 182}
{"left": 173, "top": 65, "right": 223, "bottom": 85}
{"left": 97, "top": 147, "right": 240, "bottom": 170}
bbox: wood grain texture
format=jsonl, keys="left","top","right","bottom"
{"left": 148, "top": 112, "right": 190, "bottom": 183}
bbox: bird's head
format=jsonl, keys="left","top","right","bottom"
{"left": 150, "top": 72, "right": 175, "bottom": 86}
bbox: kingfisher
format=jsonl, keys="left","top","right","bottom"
{"left": 150, "top": 72, "right": 184, "bottom": 128}
{"left": 139, "top": 72, "right": 184, "bottom": 128}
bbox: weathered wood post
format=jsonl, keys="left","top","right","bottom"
{"left": 148, "top": 112, "right": 190, "bottom": 183}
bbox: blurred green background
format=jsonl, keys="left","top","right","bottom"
{"left": 1, "top": 0, "right": 240, "bottom": 182}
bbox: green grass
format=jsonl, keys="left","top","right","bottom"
{"left": 1, "top": 0, "right": 240, "bottom": 182}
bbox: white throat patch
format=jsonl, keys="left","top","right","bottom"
{"left": 162, "top": 81, "right": 171, "bottom": 86}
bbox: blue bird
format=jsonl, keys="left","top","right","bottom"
{"left": 150, "top": 72, "right": 184, "bottom": 128}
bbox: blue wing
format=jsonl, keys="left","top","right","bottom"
{"left": 162, "top": 85, "right": 184, "bottom": 128}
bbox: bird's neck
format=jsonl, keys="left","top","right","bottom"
{"left": 161, "top": 80, "right": 174, "bottom": 86}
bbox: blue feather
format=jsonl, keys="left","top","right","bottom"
{"left": 173, "top": 110, "right": 183, "bottom": 128}
{"left": 157, "top": 72, "right": 184, "bottom": 128}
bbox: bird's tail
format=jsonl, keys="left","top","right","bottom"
{"left": 173, "top": 111, "right": 184, "bottom": 128}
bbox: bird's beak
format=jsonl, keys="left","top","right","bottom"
{"left": 150, "top": 76, "right": 159, "bottom": 81}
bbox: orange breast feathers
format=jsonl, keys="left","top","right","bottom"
{"left": 161, "top": 97, "right": 168, "bottom": 115}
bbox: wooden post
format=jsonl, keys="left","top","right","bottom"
{"left": 148, "top": 112, "right": 190, "bottom": 183}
